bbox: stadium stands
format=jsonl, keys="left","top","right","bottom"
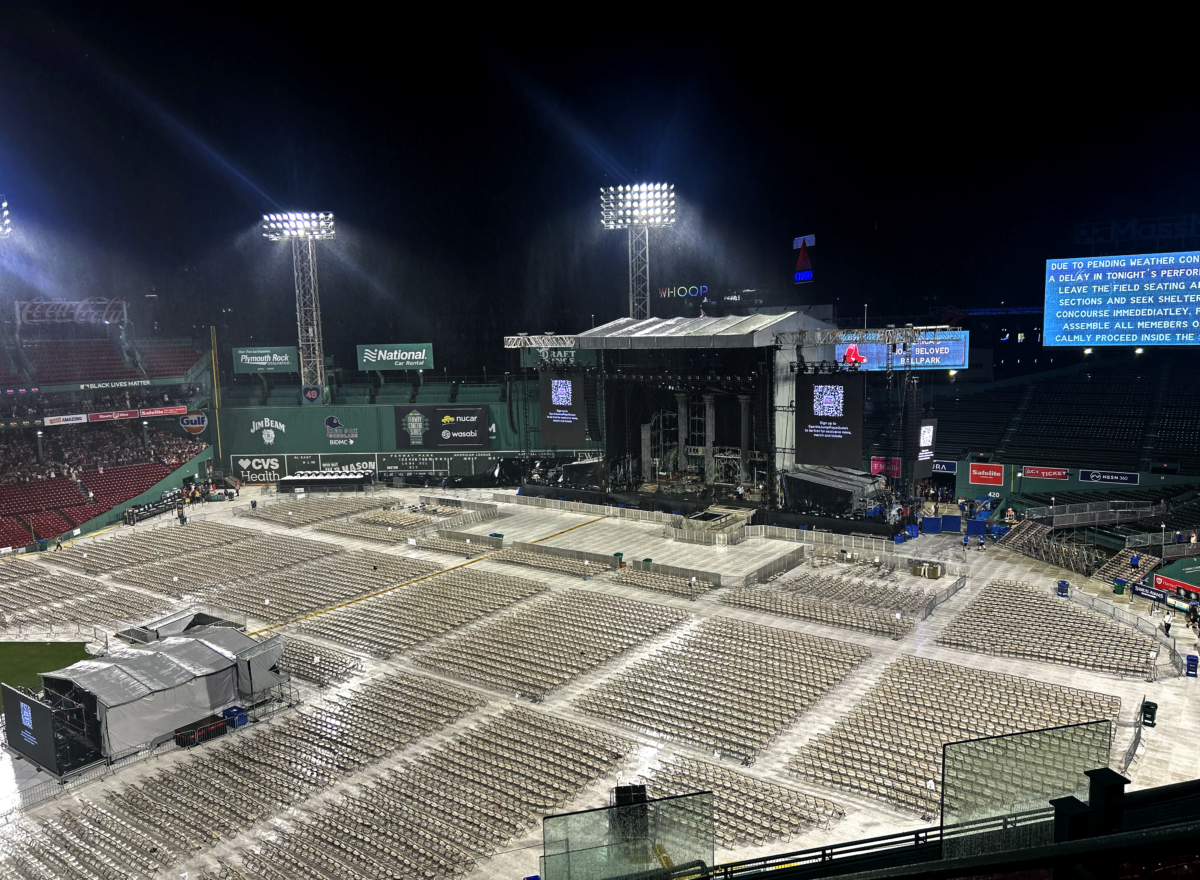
{"left": 245, "top": 495, "right": 385, "bottom": 527}
{"left": 201, "top": 549, "right": 442, "bottom": 623}
{"left": 791, "top": 656, "right": 1121, "bottom": 816}
{"left": 646, "top": 756, "right": 844, "bottom": 848}
{"left": 721, "top": 588, "right": 914, "bottom": 638}
{"left": 133, "top": 341, "right": 205, "bottom": 377}
{"left": 611, "top": 566, "right": 716, "bottom": 599}
{"left": 578, "top": 617, "right": 870, "bottom": 759}
{"left": 413, "top": 590, "right": 689, "bottom": 699}
{"left": 53, "top": 521, "right": 253, "bottom": 574}
{"left": 22, "top": 340, "right": 140, "bottom": 385}
{"left": 79, "top": 462, "right": 170, "bottom": 507}
{"left": 936, "top": 580, "right": 1158, "bottom": 676}
{"left": 297, "top": 567, "right": 547, "bottom": 657}
{"left": 243, "top": 708, "right": 632, "bottom": 879}
{"left": 929, "top": 384, "right": 1029, "bottom": 460}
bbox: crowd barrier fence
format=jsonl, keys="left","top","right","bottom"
{"left": 1065, "top": 586, "right": 1184, "bottom": 676}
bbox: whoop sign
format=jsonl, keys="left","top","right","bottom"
{"left": 968, "top": 462, "right": 1005, "bottom": 486}
{"left": 658, "top": 285, "right": 708, "bottom": 298}
{"left": 357, "top": 343, "right": 434, "bottom": 370}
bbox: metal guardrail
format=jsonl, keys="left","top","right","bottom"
{"left": 1027, "top": 500, "right": 1156, "bottom": 519}
{"left": 1065, "top": 586, "right": 1184, "bottom": 675}
{"left": 713, "top": 808, "right": 1054, "bottom": 878}
{"left": 1123, "top": 695, "right": 1146, "bottom": 774}
{"left": 921, "top": 575, "right": 969, "bottom": 620}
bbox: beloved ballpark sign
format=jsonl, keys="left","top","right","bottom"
{"left": 17, "top": 297, "right": 127, "bottom": 325}
{"left": 968, "top": 462, "right": 1005, "bottom": 486}
{"left": 357, "top": 343, "right": 433, "bottom": 370}
{"left": 233, "top": 347, "right": 299, "bottom": 374}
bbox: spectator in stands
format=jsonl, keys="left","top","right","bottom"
{"left": 1191, "top": 530, "right": 1197, "bottom": 547}
{"left": 1176, "top": 530, "right": 1184, "bottom": 544}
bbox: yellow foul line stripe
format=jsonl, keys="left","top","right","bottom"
{"left": 247, "top": 515, "right": 606, "bottom": 637}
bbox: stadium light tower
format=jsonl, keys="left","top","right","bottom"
{"left": 0, "top": 196, "right": 11, "bottom": 238}
{"left": 601, "top": 183, "right": 676, "bottom": 320}
{"left": 261, "top": 212, "right": 335, "bottom": 403}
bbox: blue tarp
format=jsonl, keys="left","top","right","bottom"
{"left": 966, "top": 520, "right": 987, "bottom": 537}
{"left": 941, "top": 515, "right": 962, "bottom": 533}
{"left": 921, "top": 517, "right": 942, "bottom": 534}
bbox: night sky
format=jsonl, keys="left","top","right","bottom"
{"left": 3, "top": 12, "right": 1200, "bottom": 376}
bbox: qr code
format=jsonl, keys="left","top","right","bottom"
{"left": 920, "top": 425, "right": 934, "bottom": 447}
{"left": 551, "top": 379, "right": 572, "bottom": 406}
{"left": 813, "top": 385, "right": 844, "bottom": 417}
{"left": 20, "top": 703, "right": 32, "bottom": 729}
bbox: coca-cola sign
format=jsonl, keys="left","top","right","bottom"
{"left": 18, "top": 297, "right": 127, "bottom": 325}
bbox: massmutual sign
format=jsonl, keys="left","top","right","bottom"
{"left": 233, "top": 346, "right": 299, "bottom": 374}
{"left": 357, "top": 343, "right": 434, "bottom": 370}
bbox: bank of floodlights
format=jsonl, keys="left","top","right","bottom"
{"left": 600, "top": 183, "right": 676, "bottom": 229}
{"left": 261, "top": 212, "right": 335, "bottom": 241}
{"left": 0, "top": 196, "right": 10, "bottom": 238}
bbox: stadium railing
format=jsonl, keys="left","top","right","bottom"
{"left": 1064, "top": 586, "right": 1184, "bottom": 675}
{"left": 920, "top": 575, "right": 970, "bottom": 620}
{"left": 0, "top": 622, "right": 109, "bottom": 648}
{"left": 712, "top": 807, "right": 1054, "bottom": 879}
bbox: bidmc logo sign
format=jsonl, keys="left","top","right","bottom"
{"left": 358, "top": 343, "right": 434, "bottom": 370}
{"left": 180, "top": 412, "right": 208, "bottom": 435}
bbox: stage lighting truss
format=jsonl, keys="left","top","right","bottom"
{"left": 599, "top": 183, "right": 676, "bottom": 229}
{"left": 261, "top": 212, "right": 336, "bottom": 241}
{"left": 0, "top": 197, "right": 10, "bottom": 238}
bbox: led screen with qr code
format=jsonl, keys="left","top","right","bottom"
{"left": 540, "top": 372, "right": 586, "bottom": 447}
{"left": 794, "top": 375, "right": 863, "bottom": 469}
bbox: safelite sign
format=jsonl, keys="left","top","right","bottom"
{"left": 968, "top": 462, "right": 1005, "bottom": 486}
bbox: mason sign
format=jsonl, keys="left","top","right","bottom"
{"left": 357, "top": 343, "right": 434, "bottom": 370}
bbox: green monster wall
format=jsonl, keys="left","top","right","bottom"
{"left": 215, "top": 403, "right": 598, "bottom": 483}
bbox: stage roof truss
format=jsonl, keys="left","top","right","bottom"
{"left": 774, "top": 325, "right": 955, "bottom": 347}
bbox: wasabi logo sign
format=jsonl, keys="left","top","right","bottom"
{"left": 233, "top": 347, "right": 298, "bottom": 373}
{"left": 358, "top": 343, "right": 434, "bottom": 370}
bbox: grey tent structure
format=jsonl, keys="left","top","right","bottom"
{"left": 40, "top": 626, "right": 284, "bottom": 756}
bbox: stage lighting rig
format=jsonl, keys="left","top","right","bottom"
{"left": 0, "top": 196, "right": 11, "bottom": 238}
{"left": 600, "top": 183, "right": 677, "bottom": 321}
{"left": 261, "top": 211, "right": 336, "bottom": 402}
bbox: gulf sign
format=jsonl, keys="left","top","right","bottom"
{"left": 968, "top": 462, "right": 1005, "bottom": 486}
{"left": 1022, "top": 466, "right": 1069, "bottom": 480}
{"left": 180, "top": 412, "right": 208, "bottom": 435}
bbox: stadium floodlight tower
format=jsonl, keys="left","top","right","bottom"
{"left": 600, "top": 183, "right": 676, "bottom": 320}
{"left": 0, "top": 196, "right": 11, "bottom": 238}
{"left": 261, "top": 212, "right": 335, "bottom": 404}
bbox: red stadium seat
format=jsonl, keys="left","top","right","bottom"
{"left": 78, "top": 463, "right": 170, "bottom": 506}
{"left": 0, "top": 517, "right": 33, "bottom": 549}
{"left": 22, "top": 340, "right": 141, "bottom": 386}
{"left": 136, "top": 343, "right": 206, "bottom": 378}
{"left": 0, "top": 477, "right": 87, "bottom": 516}
{"left": 23, "top": 510, "right": 72, "bottom": 541}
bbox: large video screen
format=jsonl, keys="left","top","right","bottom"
{"left": 1044, "top": 250, "right": 1200, "bottom": 346}
{"left": 794, "top": 374, "right": 864, "bottom": 469}
{"left": 1, "top": 684, "right": 57, "bottom": 773}
{"left": 539, "top": 372, "right": 586, "bottom": 448}
{"left": 913, "top": 418, "right": 938, "bottom": 479}
{"left": 393, "top": 405, "right": 490, "bottom": 449}
{"left": 835, "top": 331, "right": 969, "bottom": 370}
